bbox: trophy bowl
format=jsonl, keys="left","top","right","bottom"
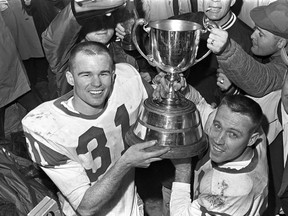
{"left": 125, "top": 19, "right": 211, "bottom": 158}
{"left": 131, "top": 19, "right": 211, "bottom": 73}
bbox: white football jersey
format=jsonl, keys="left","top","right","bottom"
{"left": 22, "top": 63, "right": 148, "bottom": 216}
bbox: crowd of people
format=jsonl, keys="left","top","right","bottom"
{"left": 1, "top": 0, "right": 288, "bottom": 215}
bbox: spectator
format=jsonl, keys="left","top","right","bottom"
{"left": 21, "top": 0, "right": 63, "bottom": 101}
{"left": 1, "top": 0, "right": 49, "bottom": 101}
{"left": 172, "top": 0, "right": 255, "bottom": 105}
{"left": 170, "top": 94, "right": 268, "bottom": 216}
{"left": 42, "top": 0, "right": 155, "bottom": 97}
{"left": 208, "top": 0, "right": 288, "bottom": 97}
{"left": 21, "top": 0, "right": 60, "bottom": 40}
{"left": 140, "top": 0, "right": 194, "bottom": 21}
{"left": 1, "top": 0, "right": 43, "bottom": 61}
{"left": 0, "top": 12, "right": 40, "bottom": 138}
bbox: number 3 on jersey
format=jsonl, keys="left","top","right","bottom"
{"left": 77, "top": 104, "right": 130, "bottom": 182}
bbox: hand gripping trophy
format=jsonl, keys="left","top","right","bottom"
{"left": 125, "top": 17, "right": 215, "bottom": 159}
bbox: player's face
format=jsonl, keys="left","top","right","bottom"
{"left": 208, "top": 105, "right": 255, "bottom": 164}
{"left": 85, "top": 15, "right": 115, "bottom": 45}
{"left": 69, "top": 52, "right": 115, "bottom": 115}
{"left": 251, "top": 26, "right": 280, "bottom": 56}
{"left": 282, "top": 73, "right": 288, "bottom": 115}
{"left": 203, "top": 0, "right": 235, "bottom": 22}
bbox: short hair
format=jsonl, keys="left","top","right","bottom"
{"left": 68, "top": 41, "right": 115, "bottom": 72}
{"left": 219, "top": 95, "right": 263, "bottom": 133}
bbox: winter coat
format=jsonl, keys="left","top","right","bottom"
{"left": 0, "top": 13, "right": 30, "bottom": 108}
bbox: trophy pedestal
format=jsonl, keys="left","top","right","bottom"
{"left": 125, "top": 96, "right": 208, "bottom": 158}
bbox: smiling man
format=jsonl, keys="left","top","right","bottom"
{"left": 42, "top": 0, "right": 151, "bottom": 98}
{"left": 22, "top": 41, "right": 171, "bottom": 216}
{"left": 207, "top": 0, "right": 288, "bottom": 97}
{"left": 170, "top": 94, "right": 268, "bottom": 216}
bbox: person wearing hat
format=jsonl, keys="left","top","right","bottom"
{"left": 207, "top": 0, "right": 288, "bottom": 98}
{"left": 42, "top": 0, "right": 155, "bottom": 98}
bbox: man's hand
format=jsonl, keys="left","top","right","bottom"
{"left": 115, "top": 23, "right": 126, "bottom": 40}
{"left": 120, "top": 141, "right": 170, "bottom": 168}
{"left": 0, "top": 0, "right": 8, "bottom": 11}
{"left": 216, "top": 69, "right": 231, "bottom": 91}
{"left": 207, "top": 28, "right": 230, "bottom": 54}
{"left": 152, "top": 71, "right": 187, "bottom": 101}
{"left": 140, "top": 72, "right": 152, "bottom": 83}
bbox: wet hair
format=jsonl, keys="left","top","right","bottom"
{"left": 68, "top": 41, "right": 115, "bottom": 72}
{"left": 219, "top": 95, "right": 263, "bottom": 133}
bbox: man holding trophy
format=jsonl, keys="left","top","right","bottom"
{"left": 115, "top": 1, "right": 269, "bottom": 215}
{"left": 133, "top": 18, "right": 268, "bottom": 214}
{"left": 170, "top": 93, "right": 268, "bottom": 216}
{"left": 23, "top": 1, "right": 269, "bottom": 216}
{"left": 22, "top": 1, "right": 193, "bottom": 215}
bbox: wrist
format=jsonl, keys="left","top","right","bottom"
{"left": 218, "top": 39, "right": 231, "bottom": 56}
{"left": 184, "top": 85, "right": 202, "bottom": 105}
{"left": 175, "top": 168, "right": 191, "bottom": 183}
{"left": 180, "top": 84, "right": 189, "bottom": 97}
{"left": 223, "top": 84, "right": 240, "bottom": 95}
{"left": 174, "top": 161, "right": 192, "bottom": 183}
{"left": 115, "top": 156, "right": 131, "bottom": 173}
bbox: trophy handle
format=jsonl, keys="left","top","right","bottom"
{"left": 194, "top": 18, "right": 220, "bottom": 65}
{"left": 194, "top": 49, "right": 211, "bottom": 65}
{"left": 132, "top": 18, "right": 154, "bottom": 63}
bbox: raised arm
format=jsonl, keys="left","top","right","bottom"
{"left": 218, "top": 39, "right": 285, "bottom": 97}
{"left": 42, "top": 2, "right": 81, "bottom": 76}
{"left": 208, "top": 28, "right": 286, "bottom": 97}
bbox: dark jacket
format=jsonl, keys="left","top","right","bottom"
{"left": 0, "top": 13, "right": 30, "bottom": 108}
{"left": 170, "top": 11, "right": 253, "bottom": 104}
{"left": 21, "top": 0, "right": 61, "bottom": 40}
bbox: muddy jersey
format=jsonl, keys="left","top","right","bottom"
{"left": 171, "top": 109, "right": 268, "bottom": 216}
{"left": 192, "top": 147, "right": 268, "bottom": 216}
{"left": 22, "top": 63, "right": 148, "bottom": 216}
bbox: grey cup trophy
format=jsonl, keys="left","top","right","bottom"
{"left": 125, "top": 18, "right": 212, "bottom": 158}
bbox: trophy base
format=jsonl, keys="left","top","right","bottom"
{"left": 125, "top": 127, "right": 208, "bottom": 159}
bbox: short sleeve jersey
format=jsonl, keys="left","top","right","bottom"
{"left": 22, "top": 63, "right": 148, "bottom": 216}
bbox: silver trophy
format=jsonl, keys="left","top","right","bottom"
{"left": 125, "top": 18, "right": 212, "bottom": 158}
